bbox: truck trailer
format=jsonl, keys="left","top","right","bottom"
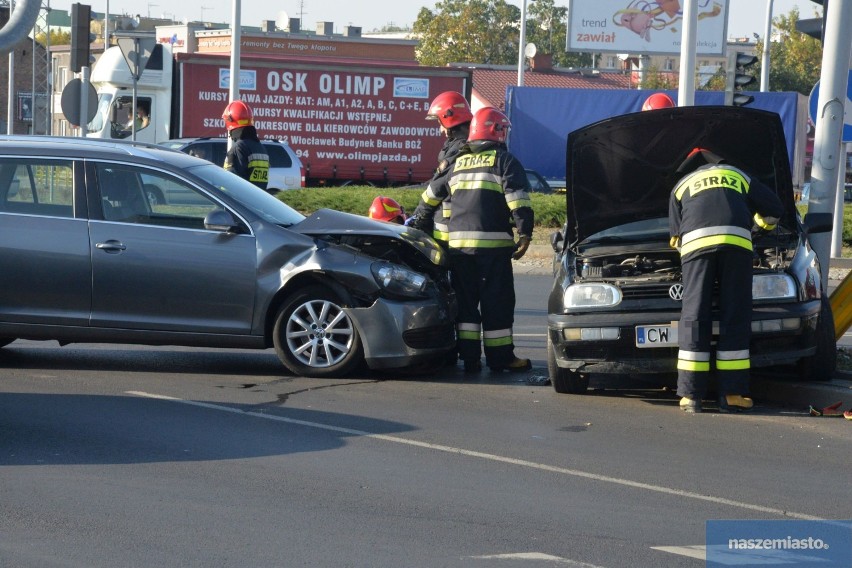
{"left": 87, "top": 43, "right": 472, "bottom": 187}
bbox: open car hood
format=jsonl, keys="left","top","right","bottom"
{"left": 564, "top": 106, "right": 798, "bottom": 246}
{"left": 290, "top": 208, "right": 445, "bottom": 266}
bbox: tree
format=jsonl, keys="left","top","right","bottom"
{"left": 414, "top": 0, "right": 521, "bottom": 66}
{"left": 756, "top": 7, "right": 822, "bottom": 95}
{"left": 35, "top": 29, "right": 71, "bottom": 47}
{"left": 414, "top": 0, "right": 592, "bottom": 68}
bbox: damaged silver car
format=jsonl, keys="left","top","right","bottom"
{"left": 547, "top": 106, "right": 835, "bottom": 394}
{"left": 0, "top": 137, "right": 456, "bottom": 377}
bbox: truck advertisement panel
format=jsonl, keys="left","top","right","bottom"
{"left": 178, "top": 58, "right": 471, "bottom": 184}
{"left": 566, "top": 0, "right": 729, "bottom": 56}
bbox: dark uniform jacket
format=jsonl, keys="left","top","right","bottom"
{"left": 429, "top": 134, "right": 468, "bottom": 242}
{"left": 224, "top": 127, "right": 270, "bottom": 191}
{"left": 418, "top": 141, "right": 534, "bottom": 253}
{"left": 669, "top": 163, "right": 784, "bottom": 261}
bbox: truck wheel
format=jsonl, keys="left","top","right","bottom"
{"left": 273, "top": 286, "right": 363, "bottom": 378}
{"left": 547, "top": 333, "right": 589, "bottom": 394}
{"left": 798, "top": 296, "right": 837, "bottom": 381}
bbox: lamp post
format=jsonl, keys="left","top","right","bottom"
{"left": 517, "top": 0, "right": 528, "bottom": 86}
{"left": 760, "top": 0, "right": 774, "bottom": 91}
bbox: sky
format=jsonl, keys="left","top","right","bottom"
{"left": 54, "top": 0, "right": 822, "bottom": 38}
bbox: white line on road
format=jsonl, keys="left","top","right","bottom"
{"left": 651, "top": 545, "right": 706, "bottom": 561}
{"left": 126, "top": 390, "right": 821, "bottom": 521}
{"left": 469, "top": 552, "right": 607, "bottom": 566}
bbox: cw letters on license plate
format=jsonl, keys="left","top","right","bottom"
{"left": 635, "top": 324, "right": 677, "bottom": 347}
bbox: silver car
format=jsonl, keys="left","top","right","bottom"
{"left": 0, "top": 136, "right": 456, "bottom": 377}
{"left": 158, "top": 137, "right": 305, "bottom": 194}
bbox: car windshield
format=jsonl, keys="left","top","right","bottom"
{"left": 188, "top": 163, "right": 306, "bottom": 226}
{"left": 582, "top": 217, "right": 670, "bottom": 244}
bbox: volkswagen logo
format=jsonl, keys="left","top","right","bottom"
{"left": 669, "top": 284, "right": 684, "bottom": 301}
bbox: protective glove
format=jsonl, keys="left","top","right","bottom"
{"left": 512, "top": 235, "right": 531, "bottom": 260}
{"left": 407, "top": 214, "right": 434, "bottom": 233}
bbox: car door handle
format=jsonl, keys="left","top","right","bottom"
{"left": 95, "top": 240, "right": 127, "bottom": 252}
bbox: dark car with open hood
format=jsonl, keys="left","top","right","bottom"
{"left": 0, "top": 136, "right": 456, "bottom": 377}
{"left": 547, "top": 106, "right": 835, "bottom": 394}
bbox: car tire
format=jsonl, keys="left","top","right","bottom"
{"left": 273, "top": 286, "right": 364, "bottom": 378}
{"left": 143, "top": 184, "right": 165, "bottom": 207}
{"left": 798, "top": 296, "right": 837, "bottom": 381}
{"left": 547, "top": 333, "right": 589, "bottom": 394}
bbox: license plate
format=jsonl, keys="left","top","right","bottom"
{"left": 635, "top": 323, "right": 678, "bottom": 348}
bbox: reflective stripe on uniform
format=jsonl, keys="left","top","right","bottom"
{"left": 448, "top": 229, "right": 514, "bottom": 249}
{"left": 716, "top": 349, "right": 750, "bottom": 370}
{"left": 421, "top": 183, "right": 442, "bottom": 206}
{"left": 457, "top": 322, "right": 481, "bottom": 341}
{"left": 674, "top": 167, "right": 751, "bottom": 200}
{"left": 505, "top": 189, "right": 531, "bottom": 211}
{"left": 680, "top": 234, "right": 752, "bottom": 256}
{"left": 482, "top": 328, "right": 512, "bottom": 347}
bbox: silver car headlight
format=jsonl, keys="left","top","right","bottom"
{"left": 371, "top": 262, "right": 428, "bottom": 298}
{"left": 564, "top": 283, "right": 622, "bottom": 308}
{"left": 752, "top": 273, "right": 797, "bottom": 300}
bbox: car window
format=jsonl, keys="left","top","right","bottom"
{"left": 265, "top": 144, "right": 293, "bottom": 168}
{"left": 0, "top": 159, "right": 74, "bottom": 217}
{"left": 186, "top": 142, "right": 214, "bottom": 162}
{"left": 97, "top": 164, "right": 219, "bottom": 229}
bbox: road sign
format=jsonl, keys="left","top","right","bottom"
{"left": 808, "top": 70, "right": 852, "bottom": 142}
{"left": 60, "top": 78, "right": 98, "bottom": 126}
{"left": 117, "top": 36, "right": 157, "bottom": 80}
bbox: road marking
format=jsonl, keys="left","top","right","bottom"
{"left": 127, "top": 390, "right": 821, "bottom": 521}
{"left": 651, "top": 545, "right": 706, "bottom": 560}
{"left": 469, "top": 552, "right": 606, "bottom": 566}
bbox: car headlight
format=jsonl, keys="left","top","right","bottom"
{"left": 371, "top": 262, "right": 428, "bottom": 298}
{"left": 564, "top": 283, "right": 622, "bottom": 308}
{"left": 752, "top": 273, "right": 797, "bottom": 300}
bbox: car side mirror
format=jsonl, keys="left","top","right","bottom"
{"left": 204, "top": 209, "right": 240, "bottom": 233}
{"left": 550, "top": 230, "right": 564, "bottom": 253}
{"left": 803, "top": 212, "right": 833, "bottom": 235}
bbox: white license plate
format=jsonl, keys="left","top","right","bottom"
{"left": 635, "top": 324, "right": 678, "bottom": 348}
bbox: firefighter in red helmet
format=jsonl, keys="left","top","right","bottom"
{"left": 411, "top": 107, "right": 534, "bottom": 374}
{"left": 420, "top": 91, "right": 474, "bottom": 247}
{"left": 642, "top": 92, "right": 675, "bottom": 111}
{"left": 222, "top": 100, "right": 271, "bottom": 192}
{"left": 368, "top": 196, "right": 407, "bottom": 224}
{"left": 669, "top": 148, "right": 783, "bottom": 413}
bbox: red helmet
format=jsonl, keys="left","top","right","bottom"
{"left": 426, "top": 91, "right": 473, "bottom": 129}
{"left": 368, "top": 196, "right": 407, "bottom": 224}
{"left": 222, "top": 100, "right": 254, "bottom": 131}
{"left": 642, "top": 93, "right": 675, "bottom": 111}
{"left": 468, "top": 107, "right": 510, "bottom": 143}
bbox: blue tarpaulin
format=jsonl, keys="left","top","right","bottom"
{"left": 505, "top": 88, "right": 804, "bottom": 182}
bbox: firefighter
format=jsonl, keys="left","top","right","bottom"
{"left": 222, "top": 100, "right": 271, "bottom": 192}
{"left": 423, "top": 91, "right": 474, "bottom": 247}
{"left": 368, "top": 196, "right": 407, "bottom": 224}
{"left": 411, "top": 107, "right": 534, "bottom": 374}
{"left": 642, "top": 92, "right": 675, "bottom": 111}
{"left": 669, "top": 148, "right": 784, "bottom": 413}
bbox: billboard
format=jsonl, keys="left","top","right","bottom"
{"left": 567, "top": 0, "right": 729, "bottom": 56}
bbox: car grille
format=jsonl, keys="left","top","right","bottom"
{"left": 403, "top": 324, "right": 456, "bottom": 349}
{"left": 621, "top": 284, "right": 677, "bottom": 300}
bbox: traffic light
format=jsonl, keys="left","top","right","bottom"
{"left": 70, "top": 3, "right": 95, "bottom": 73}
{"left": 795, "top": 0, "right": 826, "bottom": 43}
{"left": 724, "top": 51, "right": 758, "bottom": 107}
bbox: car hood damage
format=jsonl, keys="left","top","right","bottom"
{"left": 290, "top": 208, "right": 446, "bottom": 275}
{"left": 564, "top": 106, "right": 798, "bottom": 246}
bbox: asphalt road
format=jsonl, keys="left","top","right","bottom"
{"left": 1, "top": 273, "right": 851, "bottom": 567}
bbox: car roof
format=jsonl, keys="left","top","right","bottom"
{"left": 0, "top": 135, "right": 203, "bottom": 168}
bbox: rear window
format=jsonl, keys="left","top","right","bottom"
{"left": 264, "top": 144, "right": 293, "bottom": 168}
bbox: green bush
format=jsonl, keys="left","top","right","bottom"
{"left": 279, "top": 186, "right": 567, "bottom": 231}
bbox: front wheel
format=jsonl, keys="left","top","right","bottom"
{"left": 798, "top": 296, "right": 837, "bottom": 381}
{"left": 273, "top": 286, "right": 363, "bottom": 378}
{"left": 547, "top": 333, "right": 589, "bottom": 394}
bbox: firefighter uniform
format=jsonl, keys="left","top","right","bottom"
{"left": 224, "top": 132, "right": 270, "bottom": 192}
{"left": 417, "top": 141, "right": 534, "bottom": 370}
{"left": 669, "top": 153, "right": 783, "bottom": 411}
{"left": 430, "top": 134, "right": 467, "bottom": 246}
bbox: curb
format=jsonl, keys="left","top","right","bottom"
{"left": 751, "top": 374, "right": 852, "bottom": 413}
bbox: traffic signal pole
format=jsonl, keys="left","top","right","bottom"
{"left": 807, "top": 0, "right": 852, "bottom": 288}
